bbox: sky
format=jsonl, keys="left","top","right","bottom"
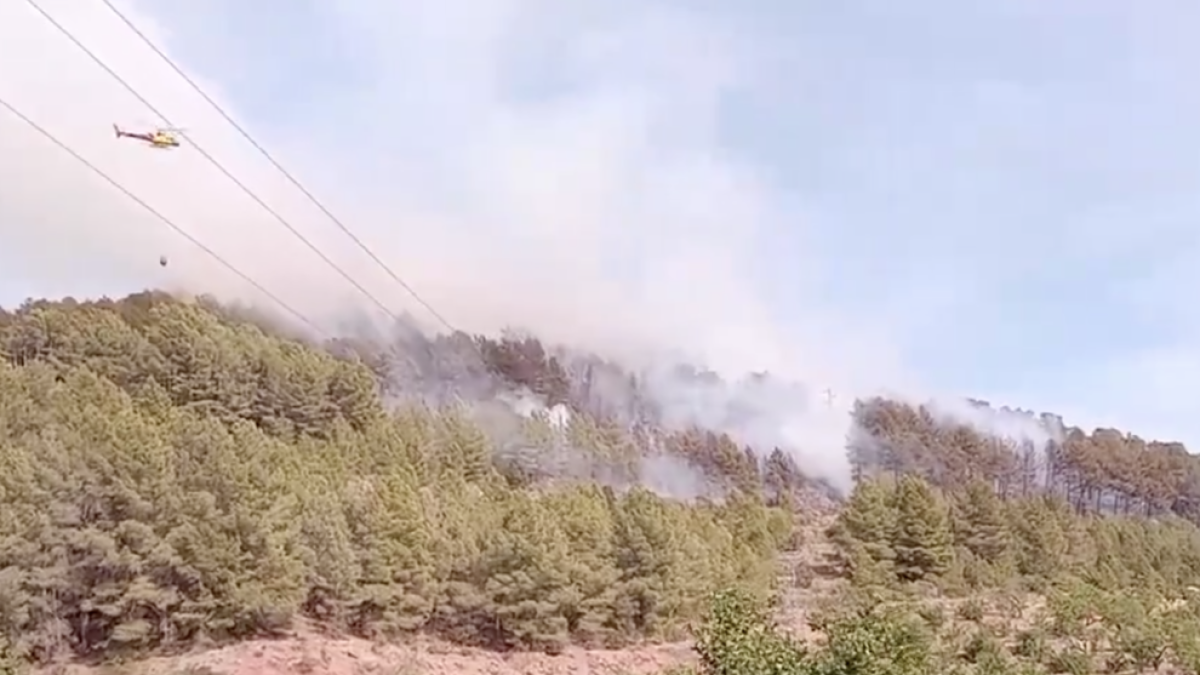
{"left": 2, "top": 0, "right": 1200, "bottom": 450}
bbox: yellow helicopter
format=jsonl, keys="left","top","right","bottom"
{"left": 114, "top": 123, "right": 183, "bottom": 149}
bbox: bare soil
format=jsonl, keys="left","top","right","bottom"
{"left": 38, "top": 632, "right": 697, "bottom": 675}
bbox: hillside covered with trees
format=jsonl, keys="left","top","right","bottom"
{"left": 3, "top": 291, "right": 1200, "bottom": 674}
{"left": 690, "top": 471, "right": 1200, "bottom": 675}
{"left": 0, "top": 292, "right": 797, "bottom": 666}
{"left": 851, "top": 398, "right": 1200, "bottom": 521}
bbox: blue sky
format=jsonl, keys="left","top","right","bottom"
{"left": 2, "top": 0, "right": 1200, "bottom": 451}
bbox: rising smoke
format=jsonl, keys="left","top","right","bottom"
{"left": 308, "top": 307, "right": 1059, "bottom": 498}
{"left": 0, "top": 0, "right": 1062, "bottom": 499}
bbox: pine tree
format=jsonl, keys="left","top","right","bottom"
{"left": 543, "top": 486, "right": 619, "bottom": 645}
{"left": 891, "top": 476, "right": 953, "bottom": 583}
{"left": 1009, "top": 496, "right": 1068, "bottom": 581}
{"left": 475, "top": 492, "right": 571, "bottom": 652}
{"left": 954, "top": 480, "right": 1011, "bottom": 561}
{"left": 831, "top": 478, "right": 897, "bottom": 571}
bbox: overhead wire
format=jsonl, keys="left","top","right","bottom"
{"left": 0, "top": 94, "right": 327, "bottom": 337}
{"left": 20, "top": 0, "right": 408, "bottom": 326}
{"left": 94, "top": 0, "right": 457, "bottom": 334}
{"left": 15, "top": 0, "right": 585, "bottom": 414}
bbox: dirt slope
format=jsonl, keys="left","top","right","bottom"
{"left": 39, "top": 633, "right": 696, "bottom": 675}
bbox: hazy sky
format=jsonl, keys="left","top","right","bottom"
{"left": 2, "top": 0, "right": 1199, "bottom": 445}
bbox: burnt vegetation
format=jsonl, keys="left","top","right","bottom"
{"left": 851, "top": 397, "right": 1200, "bottom": 520}
{"left": 3, "top": 291, "right": 1200, "bottom": 674}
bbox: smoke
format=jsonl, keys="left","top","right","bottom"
{"left": 323, "top": 311, "right": 1056, "bottom": 497}
{"left": 924, "top": 398, "right": 1058, "bottom": 447}
{"left": 0, "top": 0, "right": 1060, "bottom": 497}
{"left": 633, "top": 365, "right": 855, "bottom": 493}
{"left": 485, "top": 388, "right": 720, "bottom": 501}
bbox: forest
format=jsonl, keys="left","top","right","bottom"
{"left": 2, "top": 291, "right": 1200, "bottom": 674}
{"left": 691, "top": 473, "right": 1200, "bottom": 674}
{"left": 0, "top": 292, "right": 799, "bottom": 666}
{"left": 850, "top": 398, "right": 1199, "bottom": 520}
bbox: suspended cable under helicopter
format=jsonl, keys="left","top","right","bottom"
{"left": 21, "top": 0, "right": 408, "bottom": 327}
{"left": 91, "top": 0, "right": 459, "bottom": 335}
{"left": 0, "top": 94, "right": 326, "bottom": 336}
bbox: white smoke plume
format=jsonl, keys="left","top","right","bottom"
{"left": 0, "top": 0, "right": 1059, "bottom": 497}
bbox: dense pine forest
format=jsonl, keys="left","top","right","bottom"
{"left": 4, "top": 291, "right": 1200, "bottom": 674}
{"left": 0, "top": 292, "right": 802, "bottom": 666}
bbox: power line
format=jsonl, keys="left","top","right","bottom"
{"left": 22, "top": 0, "right": 406, "bottom": 326}
{"left": 0, "top": 94, "right": 326, "bottom": 337}
{"left": 93, "top": 0, "right": 458, "bottom": 333}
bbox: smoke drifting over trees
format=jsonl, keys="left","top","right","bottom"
{"left": 3, "top": 291, "right": 1200, "bottom": 668}
{"left": 323, "top": 312, "right": 1073, "bottom": 498}
{"left": 31, "top": 287, "right": 1180, "bottom": 513}
{"left": 306, "top": 297, "right": 1200, "bottom": 525}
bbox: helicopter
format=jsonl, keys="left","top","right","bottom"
{"left": 114, "top": 123, "right": 183, "bottom": 149}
